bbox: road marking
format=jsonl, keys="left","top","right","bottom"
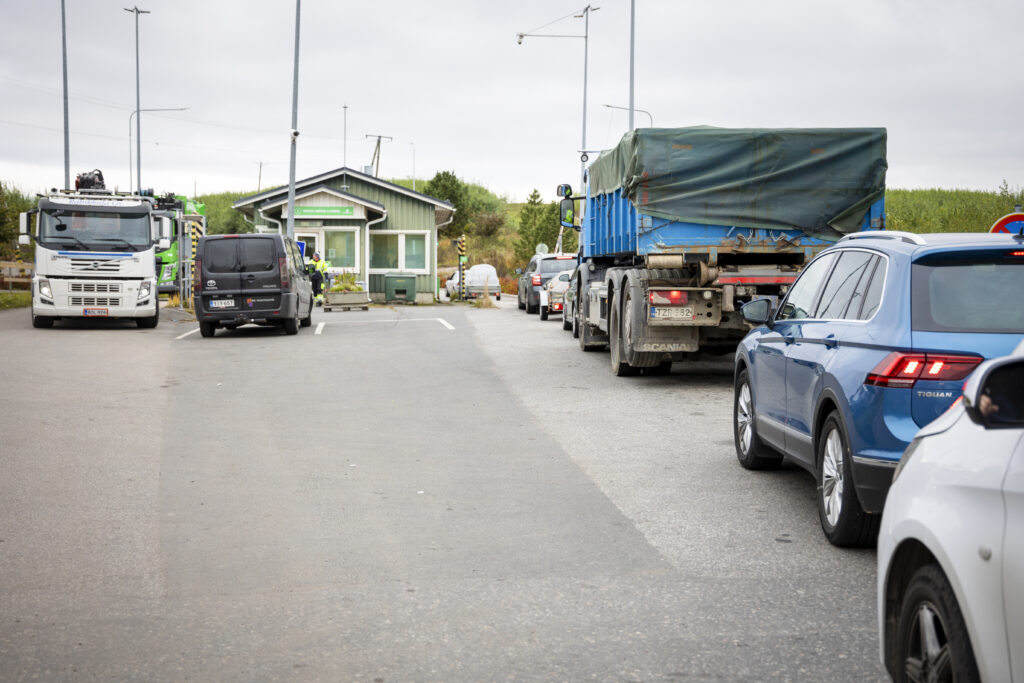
{"left": 315, "top": 322, "right": 325, "bottom": 335}
{"left": 176, "top": 328, "right": 199, "bottom": 340}
{"left": 318, "top": 318, "right": 454, "bottom": 330}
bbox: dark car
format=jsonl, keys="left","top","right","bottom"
{"left": 733, "top": 231, "right": 1024, "bottom": 547}
{"left": 193, "top": 233, "right": 313, "bottom": 337}
{"left": 517, "top": 253, "right": 577, "bottom": 314}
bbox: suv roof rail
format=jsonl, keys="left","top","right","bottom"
{"left": 838, "top": 230, "right": 927, "bottom": 246}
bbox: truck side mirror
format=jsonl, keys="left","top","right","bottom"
{"left": 18, "top": 234, "right": 30, "bottom": 246}
{"left": 560, "top": 198, "right": 576, "bottom": 230}
{"left": 557, "top": 183, "right": 572, "bottom": 198}
{"left": 19, "top": 212, "right": 30, "bottom": 235}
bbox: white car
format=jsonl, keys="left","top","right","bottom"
{"left": 878, "top": 341, "right": 1024, "bottom": 682}
{"left": 446, "top": 264, "right": 501, "bottom": 300}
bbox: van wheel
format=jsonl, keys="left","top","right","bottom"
{"left": 199, "top": 321, "right": 216, "bottom": 338}
{"left": 284, "top": 310, "right": 299, "bottom": 335}
{"left": 817, "top": 411, "right": 879, "bottom": 547}
{"left": 300, "top": 300, "right": 312, "bottom": 327}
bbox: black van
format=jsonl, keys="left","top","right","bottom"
{"left": 193, "top": 233, "right": 313, "bottom": 337}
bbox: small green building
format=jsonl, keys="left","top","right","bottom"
{"left": 232, "top": 167, "right": 454, "bottom": 303}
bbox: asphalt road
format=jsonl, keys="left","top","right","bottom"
{"left": 0, "top": 300, "right": 888, "bottom": 681}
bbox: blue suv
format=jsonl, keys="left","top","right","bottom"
{"left": 733, "top": 231, "right": 1024, "bottom": 547}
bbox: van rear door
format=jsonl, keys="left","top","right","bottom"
{"left": 201, "top": 238, "right": 242, "bottom": 312}
{"left": 238, "top": 237, "right": 282, "bottom": 311}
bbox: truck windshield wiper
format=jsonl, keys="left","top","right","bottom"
{"left": 93, "top": 237, "right": 137, "bottom": 251}
{"left": 45, "top": 234, "right": 90, "bottom": 250}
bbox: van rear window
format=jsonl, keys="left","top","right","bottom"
{"left": 912, "top": 253, "right": 1024, "bottom": 333}
{"left": 205, "top": 240, "right": 237, "bottom": 273}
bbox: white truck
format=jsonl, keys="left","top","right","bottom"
{"left": 19, "top": 170, "right": 169, "bottom": 328}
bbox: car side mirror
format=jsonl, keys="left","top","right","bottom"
{"left": 741, "top": 298, "right": 774, "bottom": 328}
{"left": 963, "top": 358, "right": 1024, "bottom": 428}
{"left": 515, "top": 268, "right": 523, "bottom": 275}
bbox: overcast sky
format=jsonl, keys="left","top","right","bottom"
{"left": 2, "top": 0, "right": 1021, "bottom": 203}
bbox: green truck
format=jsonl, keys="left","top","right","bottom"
{"left": 154, "top": 194, "right": 206, "bottom": 295}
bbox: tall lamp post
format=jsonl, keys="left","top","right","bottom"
{"left": 516, "top": 5, "right": 599, "bottom": 199}
{"left": 128, "top": 107, "right": 188, "bottom": 193}
{"left": 61, "top": 0, "right": 70, "bottom": 190}
{"left": 603, "top": 104, "right": 652, "bottom": 128}
{"left": 285, "top": 0, "right": 301, "bottom": 239}
{"left": 124, "top": 6, "right": 150, "bottom": 195}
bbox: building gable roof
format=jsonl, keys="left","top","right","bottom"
{"left": 257, "top": 184, "right": 386, "bottom": 214}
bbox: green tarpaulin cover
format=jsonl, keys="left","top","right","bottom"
{"left": 587, "top": 127, "right": 887, "bottom": 238}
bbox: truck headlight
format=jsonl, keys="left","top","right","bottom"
{"left": 38, "top": 278, "right": 53, "bottom": 300}
{"left": 137, "top": 281, "right": 152, "bottom": 301}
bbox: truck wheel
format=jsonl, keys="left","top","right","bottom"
{"left": 199, "top": 321, "right": 216, "bottom": 338}
{"left": 31, "top": 310, "right": 54, "bottom": 328}
{"left": 609, "top": 293, "right": 638, "bottom": 376}
{"left": 621, "top": 288, "right": 659, "bottom": 368}
{"left": 642, "top": 360, "right": 673, "bottom": 376}
{"left": 540, "top": 305, "right": 548, "bottom": 321}
{"left": 816, "top": 411, "right": 879, "bottom": 547}
{"left": 733, "top": 368, "right": 783, "bottom": 470}
{"left": 136, "top": 304, "right": 159, "bottom": 329}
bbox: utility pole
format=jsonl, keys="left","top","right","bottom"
{"left": 124, "top": 6, "right": 150, "bottom": 195}
{"left": 365, "top": 134, "right": 392, "bottom": 177}
{"left": 629, "top": 0, "right": 635, "bottom": 131}
{"left": 254, "top": 161, "right": 266, "bottom": 191}
{"left": 342, "top": 104, "right": 348, "bottom": 167}
{"left": 61, "top": 0, "right": 70, "bottom": 191}
{"left": 285, "top": 0, "right": 301, "bottom": 239}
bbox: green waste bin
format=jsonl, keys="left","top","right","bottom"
{"left": 384, "top": 273, "right": 417, "bottom": 303}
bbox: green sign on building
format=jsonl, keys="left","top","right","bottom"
{"left": 294, "top": 206, "right": 355, "bottom": 217}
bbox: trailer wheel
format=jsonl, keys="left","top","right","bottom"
{"left": 609, "top": 291, "right": 638, "bottom": 376}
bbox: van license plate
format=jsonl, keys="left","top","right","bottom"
{"left": 83, "top": 308, "right": 108, "bottom": 317}
{"left": 209, "top": 299, "right": 235, "bottom": 309}
{"left": 651, "top": 306, "right": 694, "bottom": 320}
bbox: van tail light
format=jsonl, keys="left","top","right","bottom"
{"left": 194, "top": 259, "right": 202, "bottom": 293}
{"left": 279, "top": 257, "right": 289, "bottom": 289}
{"left": 531, "top": 273, "right": 542, "bottom": 286}
{"left": 650, "top": 289, "right": 688, "bottom": 305}
{"left": 865, "top": 352, "right": 982, "bottom": 388}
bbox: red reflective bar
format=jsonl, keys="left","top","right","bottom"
{"left": 717, "top": 275, "right": 798, "bottom": 284}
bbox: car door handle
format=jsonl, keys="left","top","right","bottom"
{"left": 244, "top": 274, "right": 256, "bottom": 281}
{"left": 782, "top": 334, "right": 794, "bottom": 344}
{"left": 823, "top": 334, "right": 837, "bottom": 349}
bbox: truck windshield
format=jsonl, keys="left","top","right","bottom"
{"left": 39, "top": 210, "right": 152, "bottom": 251}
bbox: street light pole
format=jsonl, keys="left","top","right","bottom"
{"left": 286, "top": 0, "right": 301, "bottom": 240}
{"left": 629, "top": 0, "right": 635, "bottom": 131}
{"left": 410, "top": 142, "right": 416, "bottom": 192}
{"left": 603, "top": 104, "right": 653, "bottom": 128}
{"left": 61, "top": 0, "right": 70, "bottom": 191}
{"left": 128, "top": 107, "right": 188, "bottom": 193}
{"left": 124, "top": 6, "right": 150, "bottom": 195}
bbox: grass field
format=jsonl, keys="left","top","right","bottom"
{"left": 0, "top": 291, "right": 30, "bottom": 310}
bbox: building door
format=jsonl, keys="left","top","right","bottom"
{"left": 295, "top": 233, "right": 319, "bottom": 264}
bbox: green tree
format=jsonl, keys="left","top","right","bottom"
{"left": 197, "top": 190, "right": 256, "bottom": 235}
{"left": 424, "top": 171, "right": 467, "bottom": 238}
{"left": 513, "top": 189, "right": 546, "bottom": 264}
{"left": 0, "top": 181, "right": 34, "bottom": 260}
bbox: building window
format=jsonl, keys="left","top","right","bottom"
{"left": 326, "top": 230, "right": 357, "bottom": 269}
{"left": 368, "top": 231, "right": 430, "bottom": 274}
{"left": 405, "top": 234, "right": 426, "bottom": 270}
{"left": 370, "top": 233, "right": 399, "bottom": 269}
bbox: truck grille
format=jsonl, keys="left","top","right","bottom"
{"left": 69, "top": 258, "right": 122, "bottom": 274}
{"left": 70, "top": 297, "right": 121, "bottom": 307}
{"left": 70, "top": 282, "right": 123, "bottom": 293}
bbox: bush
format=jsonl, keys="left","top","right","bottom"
{"left": 500, "top": 276, "right": 518, "bottom": 296}
{"left": 0, "top": 291, "right": 31, "bottom": 310}
{"left": 329, "top": 272, "right": 363, "bottom": 292}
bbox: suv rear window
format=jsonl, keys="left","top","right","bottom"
{"left": 539, "top": 258, "right": 575, "bottom": 274}
{"left": 912, "top": 253, "right": 1024, "bottom": 333}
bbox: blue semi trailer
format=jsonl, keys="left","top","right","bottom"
{"left": 561, "top": 126, "right": 887, "bottom": 375}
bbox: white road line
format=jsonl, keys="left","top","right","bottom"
{"left": 315, "top": 322, "right": 325, "bottom": 335}
{"left": 317, "top": 318, "right": 454, "bottom": 330}
{"left": 176, "top": 328, "right": 199, "bottom": 340}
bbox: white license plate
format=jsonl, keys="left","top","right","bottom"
{"left": 209, "top": 299, "right": 235, "bottom": 309}
{"left": 651, "top": 306, "right": 694, "bottom": 320}
{"left": 83, "top": 308, "right": 108, "bottom": 317}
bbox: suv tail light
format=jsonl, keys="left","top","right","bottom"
{"left": 194, "top": 259, "right": 202, "bottom": 293}
{"left": 279, "top": 256, "right": 290, "bottom": 289}
{"left": 865, "top": 352, "right": 982, "bottom": 388}
{"left": 531, "top": 273, "right": 542, "bottom": 286}
{"left": 650, "top": 289, "right": 688, "bottom": 305}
